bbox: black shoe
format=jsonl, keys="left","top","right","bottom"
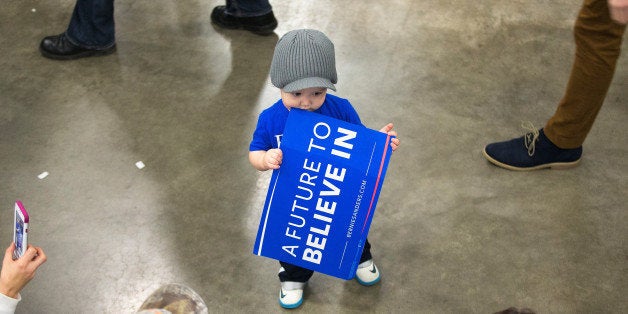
{"left": 210, "top": 5, "right": 277, "bottom": 36}
{"left": 39, "top": 33, "right": 116, "bottom": 60}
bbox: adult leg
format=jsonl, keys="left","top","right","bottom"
{"left": 40, "top": 0, "right": 116, "bottom": 60}
{"left": 225, "top": 0, "right": 272, "bottom": 17}
{"left": 66, "top": 0, "right": 116, "bottom": 49}
{"left": 483, "top": 0, "right": 625, "bottom": 170}
{"left": 544, "top": 0, "right": 626, "bottom": 148}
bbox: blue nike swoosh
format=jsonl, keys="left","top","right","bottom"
{"left": 369, "top": 265, "right": 377, "bottom": 273}
{"left": 280, "top": 289, "right": 287, "bottom": 298}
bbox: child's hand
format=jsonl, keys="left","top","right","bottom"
{"left": 379, "top": 123, "right": 400, "bottom": 151}
{"left": 264, "top": 148, "right": 283, "bottom": 170}
{"left": 249, "top": 149, "right": 283, "bottom": 171}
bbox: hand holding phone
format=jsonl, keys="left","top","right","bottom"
{"left": 12, "top": 201, "right": 29, "bottom": 260}
{"left": 1, "top": 243, "right": 47, "bottom": 299}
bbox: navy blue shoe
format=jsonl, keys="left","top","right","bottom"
{"left": 483, "top": 125, "right": 582, "bottom": 171}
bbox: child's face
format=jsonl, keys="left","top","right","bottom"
{"left": 281, "top": 87, "right": 327, "bottom": 111}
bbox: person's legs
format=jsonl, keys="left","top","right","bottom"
{"left": 277, "top": 262, "right": 312, "bottom": 309}
{"left": 544, "top": 0, "right": 626, "bottom": 148}
{"left": 39, "top": 0, "right": 116, "bottom": 60}
{"left": 211, "top": 0, "right": 277, "bottom": 35}
{"left": 483, "top": 0, "right": 625, "bottom": 170}
{"left": 277, "top": 238, "right": 373, "bottom": 283}
{"left": 225, "top": 0, "right": 272, "bottom": 17}
{"left": 278, "top": 262, "right": 314, "bottom": 283}
{"left": 355, "top": 239, "right": 381, "bottom": 286}
{"left": 65, "top": 0, "right": 116, "bottom": 49}
{"left": 359, "top": 238, "right": 372, "bottom": 263}
{"left": 275, "top": 239, "right": 379, "bottom": 307}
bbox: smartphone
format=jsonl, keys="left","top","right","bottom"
{"left": 13, "top": 201, "right": 29, "bottom": 260}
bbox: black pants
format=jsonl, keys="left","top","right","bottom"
{"left": 278, "top": 239, "right": 372, "bottom": 283}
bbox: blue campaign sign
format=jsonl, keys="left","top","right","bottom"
{"left": 253, "top": 109, "right": 394, "bottom": 280}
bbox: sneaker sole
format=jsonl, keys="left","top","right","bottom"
{"left": 356, "top": 276, "right": 381, "bottom": 286}
{"left": 279, "top": 298, "right": 303, "bottom": 309}
{"left": 482, "top": 149, "right": 581, "bottom": 171}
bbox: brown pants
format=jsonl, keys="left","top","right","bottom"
{"left": 544, "top": 0, "right": 626, "bottom": 149}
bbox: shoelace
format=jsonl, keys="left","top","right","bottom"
{"left": 521, "top": 121, "right": 539, "bottom": 157}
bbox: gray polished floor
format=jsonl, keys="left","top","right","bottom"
{"left": 1, "top": 1, "right": 627, "bottom": 313}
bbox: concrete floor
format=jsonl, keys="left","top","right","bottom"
{"left": 1, "top": 0, "right": 627, "bottom": 313}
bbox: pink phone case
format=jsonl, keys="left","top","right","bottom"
{"left": 13, "top": 200, "right": 29, "bottom": 260}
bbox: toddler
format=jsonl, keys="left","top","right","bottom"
{"left": 248, "top": 29, "right": 400, "bottom": 309}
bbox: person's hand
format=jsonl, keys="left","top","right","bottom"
{"left": 379, "top": 123, "right": 400, "bottom": 151}
{"left": 263, "top": 148, "right": 283, "bottom": 170}
{"left": 0, "top": 243, "right": 47, "bottom": 299}
{"left": 609, "top": 0, "right": 628, "bottom": 24}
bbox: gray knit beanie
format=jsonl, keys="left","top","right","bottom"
{"left": 270, "top": 29, "right": 337, "bottom": 92}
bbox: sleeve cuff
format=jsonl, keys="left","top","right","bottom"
{"left": 0, "top": 292, "right": 20, "bottom": 314}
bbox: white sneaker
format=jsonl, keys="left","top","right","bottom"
{"left": 355, "top": 259, "right": 381, "bottom": 286}
{"left": 279, "top": 281, "right": 305, "bottom": 309}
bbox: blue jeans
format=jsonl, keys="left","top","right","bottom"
{"left": 64, "top": 0, "right": 273, "bottom": 49}
{"left": 225, "top": 0, "right": 272, "bottom": 17}
{"left": 66, "top": 0, "right": 115, "bottom": 49}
